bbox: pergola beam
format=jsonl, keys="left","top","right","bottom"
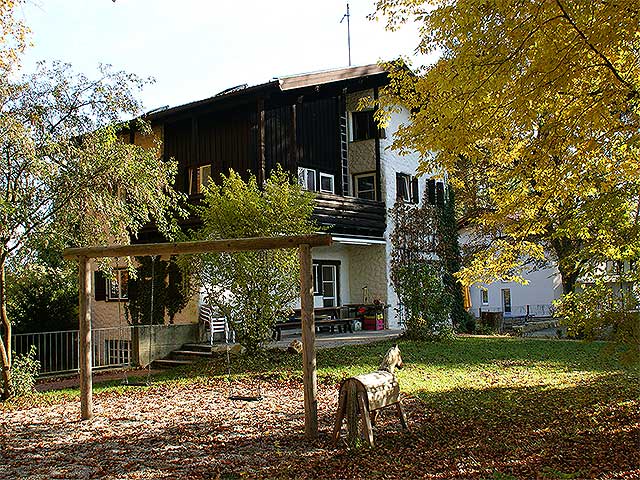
{"left": 63, "top": 234, "right": 332, "bottom": 260}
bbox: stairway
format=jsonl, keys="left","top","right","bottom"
{"left": 151, "top": 343, "right": 217, "bottom": 369}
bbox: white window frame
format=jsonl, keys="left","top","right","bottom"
{"left": 298, "top": 167, "right": 316, "bottom": 191}
{"left": 319, "top": 172, "right": 335, "bottom": 194}
{"left": 354, "top": 172, "right": 377, "bottom": 200}
{"left": 481, "top": 289, "right": 489, "bottom": 305}
{"left": 321, "top": 265, "right": 337, "bottom": 307}
{"left": 189, "top": 164, "right": 212, "bottom": 195}
{"left": 501, "top": 288, "right": 512, "bottom": 314}
{"left": 107, "top": 269, "right": 129, "bottom": 301}
{"left": 398, "top": 173, "right": 412, "bottom": 203}
{"left": 312, "top": 264, "right": 321, "bottom": 295}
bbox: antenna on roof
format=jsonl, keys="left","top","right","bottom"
{"left": 340, "top": 2, "right": 352, "bottom": 66}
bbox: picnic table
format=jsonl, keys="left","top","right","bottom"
{"left": 272, "top": 312, "right": 356, "bottom": 340}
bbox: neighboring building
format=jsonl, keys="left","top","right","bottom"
{"left": 466, "top": 267, "right": 563, "bottom": 319}
{"left": 92, "top": 64, "right": 445, "bottom": 329}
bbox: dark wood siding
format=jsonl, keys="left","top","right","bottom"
{"left": 164, "top": 119, "right": 192, "bottom": 193}
{"left": 297, "top": 97, "right": 341, "bottom": 193}
{"left": 265, "top": 105, "right": 293, "bottom": 175}
{"left": 198, "top": 108, "right": 258, "bottom": 182}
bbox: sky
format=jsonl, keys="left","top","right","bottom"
{"left": 17, "top": 0, "right": 428, "bottom": 112}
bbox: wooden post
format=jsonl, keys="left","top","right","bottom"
{"left": 78, "top": 256, "right": 93, "bottom": 420}
{"left": 299, "top": 243, "right": 317, "bottom": 439}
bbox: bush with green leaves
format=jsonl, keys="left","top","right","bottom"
{"left": 390, "top": 191, "right": 459, "bottom": 340}
{"left": 186, "top": 166, "right": 316, "bottom": 353}
{"left": 394, "top": 262, "right": 452, "bottom": 340}
{"left": 7, "top": 261, "right": 78, "bottom": 334}
{"left": 6, "top": 345, "right": 40, "bottom": 398}
{"left": 555, "top": 280, "right": 639, "bottom": 365}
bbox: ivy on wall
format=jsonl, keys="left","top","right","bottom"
{"left": 126, "top": 256, "right": 190, "bottom": 325}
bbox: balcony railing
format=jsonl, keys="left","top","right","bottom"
{"left": 312, "top": 193, "right": 386, "bottom": 238}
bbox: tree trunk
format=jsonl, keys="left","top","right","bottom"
{"left": 0, "top": 258, "right": 11, "bottom": 399}
{"left": 551, "top": 238, "right": 580, "bottom": 294}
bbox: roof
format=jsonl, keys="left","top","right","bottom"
{"left": 277, "top": 64, "right": 386, "bottom": 91}
{"left": 146, "top": 64, "right": 387, "bottom": 122}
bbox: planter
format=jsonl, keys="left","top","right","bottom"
{"left": 363, "top": 314, "right": 384, "bottom": 331}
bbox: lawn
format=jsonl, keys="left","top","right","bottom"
{"left": 1, "top": 336, "right": 638, "bottom": 479}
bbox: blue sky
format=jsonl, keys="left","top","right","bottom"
{"left": 18, "top": 0, "right": 428, "bottom": 111}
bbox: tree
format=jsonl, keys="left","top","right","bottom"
{"left": 0, "top": 61, "right": 183, "bottom": 398}
{"left": 186, "top": 167, "right": 316, "bottom": 353}
{"left": 373, "top": 0, "right": 640, "bottom": 294}
{"left": 7, "top": 250, "right": 78, "bottom": 335}
{"left": 0, "top": 0, "right": 29, "bottom": 72}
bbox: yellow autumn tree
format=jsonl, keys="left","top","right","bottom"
{"left": 0, "top": 0, "right": 29, "bottom": 72}
{"left": 373, "top": 0, "right": 640, "bottom": 294}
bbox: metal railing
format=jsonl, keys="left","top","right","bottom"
{"left": 11, "top": 326, "right": 132, "bottom": 376}
{"left": 478, "top": 304, "right": 554, "bottom": 318}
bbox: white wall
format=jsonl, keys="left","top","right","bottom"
{"left": 378, "top": 105, "right": 438, "bottom": 327}
{"left": 469, "top": 267, "right": 563, "bottom": 318}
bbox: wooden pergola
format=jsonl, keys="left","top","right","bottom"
{"left": 63, "top": 233, "right": 332, "bottom": 440}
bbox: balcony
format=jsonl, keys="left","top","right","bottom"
{"left": 312, "top": 193, "right": 386, "bottom": 238}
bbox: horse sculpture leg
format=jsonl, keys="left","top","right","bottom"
{"left": 357, "top": 390, "right": 375, "bottom": 448}
{"left": 332, "top": 384, "right": 348, "bottom": 445}
{"left": 396, "top": 401, "right": 409, "bottom": 430}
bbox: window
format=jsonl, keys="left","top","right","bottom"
{"left": 298, "top": 167, "right": 316, "bottom": 191}
{"left": 354, "top": 173, "right": 377, "bottom": 200}
{"left": 319, "top": 172, "right": 335, "bottom": 194}
{"left": 351, "top": 110, "right": 384, "bottom": 141}
{"left": 481, "top": 289, "right": 489, "bottom": 305}
{"left": 189, "top": 164, "right": 212, "bottom": 195}
{"left": 106, "top": 339, "right": 130, "bottom": 365}
{"left": 312, "top": 261, "right": 340, "bottom": 307}
{"left": 107, "top": 269, "right": 129, "bottom": 301}
{"left": 396, "top": 172, "right": 418, "bottom": 203}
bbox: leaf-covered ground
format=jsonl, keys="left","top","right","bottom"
{"left": 1, "top": 337, "right": 638, "bottom": 479}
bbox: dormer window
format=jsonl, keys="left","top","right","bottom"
{"left": 189, "top": 164, "right": 212, "bottom": 195}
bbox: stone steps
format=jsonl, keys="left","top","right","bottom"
{"left": 151, "top": 343, "right": 242, "bottom": 369}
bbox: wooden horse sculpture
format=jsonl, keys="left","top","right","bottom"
{"left": 332, "top": 345, "right": 409, "bottom": 447}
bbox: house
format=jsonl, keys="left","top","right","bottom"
{"left": 90, "top": 64, "right": 445, "bottom": 331}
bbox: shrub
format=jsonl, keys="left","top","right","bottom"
{"left": 395, "top": 263, "right": 452, "bottom": 340}
{"left": 187, "top": 167, "right": 317, "bottom": 353}
{"left": 8, "top": 345, "right": 40, "bottom": 398}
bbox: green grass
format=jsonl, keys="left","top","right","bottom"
{"left": 4, "top": 336, "right": 636, "bottom": 410}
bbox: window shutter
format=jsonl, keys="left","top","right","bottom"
{"left": 396, "top": 173, "right": 404, "bottom": 200}
{"left": 427, "top": 179, "right": 436, "bottom": 205}
{"left": 94, "top": 271, "right": 106, "bottom": 301}
{"left": 436, "top": 181, "right": 445, "bottom": 207}
{"left": 411, "top": 177, "right": 419, "bottom": 203}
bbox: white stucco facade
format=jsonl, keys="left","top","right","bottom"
{"left": 468, "top": 268, "right": 563, "bottom": 318}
